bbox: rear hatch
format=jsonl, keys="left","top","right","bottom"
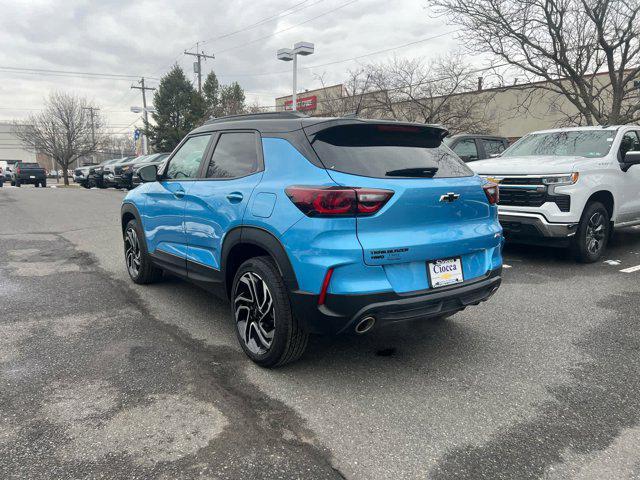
{"left": 17, "top": 163, "right": 45, "bottom": 178}
{"left": 305, "top": 122, "right": 501, "bottom": 289}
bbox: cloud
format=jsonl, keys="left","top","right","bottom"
{"left": 0, "top": 0, "right": 463, "bottom": 133}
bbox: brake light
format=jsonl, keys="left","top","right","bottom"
{"left": 16, "top": 167, "right": 20, "bottom": 174}
{"left": 483, "top": 182, "right": 499, "bottom": 205}
{"left": 285, "top": 186, "right": 393, "bottom": 217}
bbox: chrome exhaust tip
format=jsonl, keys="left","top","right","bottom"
{"left": 355, "top": 316, "right": 376, "bottom": 334}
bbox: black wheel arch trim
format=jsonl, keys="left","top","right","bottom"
{"left": 221, "top": 226, "right": 299, "bottom": 296}
{"left": 121, "top": 202, "right": 143, "bottom": 234}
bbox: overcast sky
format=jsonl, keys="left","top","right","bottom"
{"left": 0, "top": 0, "right": 465, "bottom": 136}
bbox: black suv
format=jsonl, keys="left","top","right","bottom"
{"left": 444, "top": 134, "right": 510, "bottom": 162}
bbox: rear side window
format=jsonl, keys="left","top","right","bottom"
{"left": 206, "top": 132, "right": 259, "bottom": 179}
{"left": 310, "top": 124, "right": 473, "bottom": 178}
{"left": 452, "top": 139, "right": 479, "bottom": 161}
{"left": 482, "top": 139, "right": 507, "bottom": 156}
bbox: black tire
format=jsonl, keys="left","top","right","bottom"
{"left": 10, "top": 181, "right": 14, "bottom": 186}
{"left": 571, "top": 201, "right": 610, "bottom": 263}
{"left": 41, "top": 180, "right": 47, "bottom": 188}
{"left": 123, "top": 219, "right": 163, "bottom": 284}
{"left": 82, "top": 182, "right": 90, "bottom": 189}
{"left": 15, "top": 180, "right": 20, "bottom": 187}
{"left": 231, "top": 256, "right": 308, "bottom": 367}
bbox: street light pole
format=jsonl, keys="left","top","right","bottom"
{"left": 131, "top": 78, "right": 156, "bottom": 155}
{"left": 277, "top": 42, "right": 314, "bottom": 112}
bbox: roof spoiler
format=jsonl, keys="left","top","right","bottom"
{"left": 302, "top": 118, "right": 449, "bottom": 143}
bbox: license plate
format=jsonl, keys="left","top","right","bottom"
{"left": 428, "top": 257, "right": 464, "bottom": 288}
{"left": 29, "top": 175, "right": 35, "bottom": 179}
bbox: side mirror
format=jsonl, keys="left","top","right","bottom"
{"left": 490, "top": 153, "right": 502, "bottom": 158}
{"left": 137, "top": 164, "right": 158, "bottom": 182}
{"left": 621, "top": 151, "right": 640, "bottom": 172}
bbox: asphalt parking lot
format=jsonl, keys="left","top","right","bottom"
{"left": 2, "top": 185, "right": 640, "bottom": 479}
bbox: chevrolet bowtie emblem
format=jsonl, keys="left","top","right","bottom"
{"left": 439, "top": 192, "right": 460, "bottom": 203}
{"left": 486, "top": 177, "right": 502, "bottom": 184}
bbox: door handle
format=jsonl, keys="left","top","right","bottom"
{"left": 174, "top": 188, "right": 185, "bottom": 199}
{"left": 226, "top": 192, "right": 244, "bottom": 203}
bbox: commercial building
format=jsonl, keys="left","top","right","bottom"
{"left": 0, "top": 122, "right": 37, "bottom": 166}
{"left": 275, "top": 72, "right": 639, "bottom": 140}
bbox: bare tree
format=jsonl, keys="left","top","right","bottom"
{"left": 13, "top": 92, "right": 104, "bottom": 185}
{"left": 430, "top": 0, "right": 640, "bottom": 125}
{"left": 315, "top": 56, "right": 497, "bottom": 133}
{"left": 357, "top": 55, "right": 498, "bottom": 133}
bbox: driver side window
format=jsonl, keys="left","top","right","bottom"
{"left": 620, "top": 131, "right": 640, "bottom": 158}
{"left": 165, "top": 134, "right": 212, "bottom": 179}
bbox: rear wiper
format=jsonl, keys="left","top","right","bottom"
{"left": 385, "top": 167, "right": 439, "bottom": 177}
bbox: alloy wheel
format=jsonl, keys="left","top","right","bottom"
{"left": 124, "top": 227, "right": 141, "bottom": 278}
{"left": 234, "top": 272, "right": 276, "bottom": 355}
{"left": 585, "top": 212, "right": 606, "bottom": 255}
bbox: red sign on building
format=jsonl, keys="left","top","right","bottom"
{"left": 284, "top": 95, "right": 318, "bottom": 111}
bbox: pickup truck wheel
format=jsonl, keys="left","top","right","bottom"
{"left": 572, "top": 201, "right": 610, "bottom": 263}
{"left": 231, "top": 256, "right": 308, "bottom": 367}
{"left": 15, "top": 180, "right": 20, "bottom": 187}
{"left": 123, "top": 219, "right": 163, "bottom": 284}
{"left": 41, "top": 180, "right": 47, "bottom": 188}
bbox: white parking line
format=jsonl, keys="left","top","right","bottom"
{"left": 620, "top": 265, "right": 640, "bottom": 273}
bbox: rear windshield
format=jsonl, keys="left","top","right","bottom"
{"left": 310, "top": 124, "right": 473, "bottom": 178}
{"left": 19, "top": 163, "right": 40, "bottom": 168}
{"left": 504, "top": 130, "right": 614, "bottom": 158}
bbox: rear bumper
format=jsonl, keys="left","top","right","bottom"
{"left": 289, "top": 268, "right": 502, "bottom": 335}
{"left": 499, "top": 212, "right": 577, "bottom": 239}
{"left": 16, "top": 176, "right": 45, "bottom": 183}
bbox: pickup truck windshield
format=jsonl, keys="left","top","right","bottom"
{"left": 504, "top": 131, "right": 614, "bottom": 158}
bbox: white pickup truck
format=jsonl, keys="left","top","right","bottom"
{"left": 469, "top": 126, "right": 640, "bottom": 262}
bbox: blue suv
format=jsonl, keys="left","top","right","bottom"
{"left": 121, "top": 112, "right": 503, "bottom": 367}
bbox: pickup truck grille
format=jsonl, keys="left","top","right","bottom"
{"left": 499, "top": 188, "right": 571, "bottom": 212}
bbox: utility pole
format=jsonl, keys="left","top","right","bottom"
{"left": 184, "top": 42, "right": 215, "bottom": 94}
{"left": 131, "top": 77, "right": 156, "bottom": 155}
{"left": 82, "top": 106, "right": 100, "bottom": 166}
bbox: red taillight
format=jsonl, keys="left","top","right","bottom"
{"left": 16, "top": 167, "right": 21, "bottom": 174}
{"left": 483, "top": 182, "right": 499, "bottom": 205}
{"left": 285, "top": 186, "right": 393, "bottom": 217}
{"left": 318, "top": 267, "right": 334, "bottom": 305}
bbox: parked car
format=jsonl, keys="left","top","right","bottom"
{"left": 0, "top": 166, "right": 3, "bottom": 187}
{"left": 444, "top": 134, "right": 510, "bottom": 162}
{"left": 470, "top": 125, "right": 640, "bottom": 262}
{"left": 11, "top": 162, "right": 47, "bottom": 187}
{"left": 102, "top": 157, "right": 134, "bottom": 188}
{"left": 3, "top": 166, "right": 13, "bottom": 184}
{"left": 87, "top": 158, "right": 127, "bottom": 188}
{"left": 121, "top": 112, "right": 504, "bottom": 367}
{"left": 74, "top": 166, "right": 94, "bottom": 187}
{"left": 114, "top": 153, "right": 169, "bottom": 189}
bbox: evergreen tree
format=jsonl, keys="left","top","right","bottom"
{"left": 218, "top": 82, "right": 246, "bottom": 117}
{"left": 147, "top": 65, "right": 206, "bottom": 152}
{"left": 202, "top": 71, "right": 220, "bottom": 117}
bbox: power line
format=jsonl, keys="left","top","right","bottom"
{"left": 199, "top": 0, "right": 324, "bottom": 44}
{"left": 0, "top": 65, "right": 159, "bottom": 81}
{"left": 211, "top": 30, "right": 461, "bottom": 78}
{"left": 215, "top": 0, "right": 360, "bottom": 55}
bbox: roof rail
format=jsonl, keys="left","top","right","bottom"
{"left": 204, "top": 111, "right": 309, "bottom": 125}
